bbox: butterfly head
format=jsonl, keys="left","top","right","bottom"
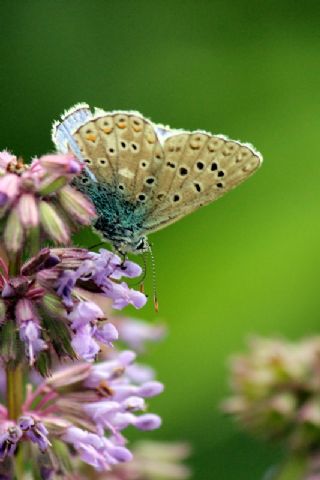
{"left": 114, "top": 235, "right": 150, "bottom": 256}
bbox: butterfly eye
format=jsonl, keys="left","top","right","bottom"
{"left": 80, "top": 177, "right": 89, "bottom": 184}
{"left": 135, "top": 237, "right": 147, "bottom": 251}
{"left": 118, "top": 184, "right": 125, "bottom": 191}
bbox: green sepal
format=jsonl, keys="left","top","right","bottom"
{"left": 39, "top": 295, "right": 76, "bottom": 360}
{"left": 35, "top": 350, "right": 52, "bottom": 377}
{"left": 42, "top": 293, "right": 66, "bottom": 317}
{"left": 0, "top": 457, "right": 14, "bottom": 478}
{"left": 30, "top": 440, "right": 74, "bottom": 479}
{"left": 51, "top": 438, "right": 74, "bottom": 473}
{"left": 38, "top": 176, "right": 67, "bottom": 196}
{"left": 0, "top": 319, "right": 24, "bottom": 364}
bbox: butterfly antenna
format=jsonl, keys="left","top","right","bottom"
{"left": 139, "top": 253, "right": 148, "bottom": 294}
{"left": 148, "top": 245, "right": 159, "bottom": 313}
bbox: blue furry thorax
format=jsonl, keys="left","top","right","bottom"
{"left": 75, "top": 179, "right": 148, "bottom": 251}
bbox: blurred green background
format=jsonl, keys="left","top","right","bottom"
{"left": 1, "top": 1, "right": 320, "bottom": 478}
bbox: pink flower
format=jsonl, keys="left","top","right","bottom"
{"left": 0, "top": 151, "right": 96, "bottom": 252}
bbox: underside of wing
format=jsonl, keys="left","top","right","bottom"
{"left": 52, "top": 105, "right": 263, "bottom": 240}
{"left": 143, "top": 131, "right": 262, "bottom": 233}
{"left": 52, "top": 105, "right": 165, "bottom": 205}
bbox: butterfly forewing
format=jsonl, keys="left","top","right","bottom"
{"left": 144, "top": 132, "right": 262, "bottom": 232}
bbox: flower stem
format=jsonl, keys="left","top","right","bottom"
{"left": 6, "top": 363, "right": 23, "bottom": 420}
{"left": 8, "top": 252, "right": 21, "bottom": 276}
{"left": 6, "top": 252, "right": 25, "bottom": 478}
{"left": 6, "top": 364, "right": 25, "bottom": 479}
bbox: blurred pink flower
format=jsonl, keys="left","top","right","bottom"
{"left": 0, "top": 151, "right": 96, "bottom": 252}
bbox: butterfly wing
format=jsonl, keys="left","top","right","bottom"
{"left": 52, "top": 105, "right": 262, "bottom": 247}
{"left": 52, "top": 105, "right": 166, "bottom": 251}
{"left": 53, "top": 105, "right": 164, "bottom": 203}
{"left": 142, "top": 130, "right": 262, "bottom": 233}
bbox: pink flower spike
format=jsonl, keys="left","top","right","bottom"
{"left": 0, "top": 151, "right": 16, "bottom": 171}
{"left": 58, "top": 185, "right": 96, "bottom": 224}
{"left": 0, "top": 173, "right": 20, "bottom": 205}
{"left": 17, "top": 193, "right": 39, "bottom": 228}
{"left": 39, "top": 201, "right": 70, "bottom": 244}
{"left": 4, "top": 208, "right": 24, "bottom": 253}
{"left": 15, "top": 298, "right": 35, "bottom": 324}
{"left": 40, "top": 153, "right": 82, "bottom": 175}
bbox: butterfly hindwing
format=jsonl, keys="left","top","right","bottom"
{"left": 72, "top": 111, "right": 164, "bottom": 205}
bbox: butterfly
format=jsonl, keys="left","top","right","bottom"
{"left": 52, "top": 103, "right": 263, "bottom": 255}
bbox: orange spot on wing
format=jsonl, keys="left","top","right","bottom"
{"left": 103, "top": 127, "right": 113, "bottom": 134}
{"left": 133, "top": 125, "right": 142, "bottom": 132}
{"left": 86, "top": 133, "right": 97, "bottom": 142}
{"left": 146, "top": 134, "right": 156, "bottom": 144}
{"left": 117, "top": 121, "right": 126, "bottom": 129}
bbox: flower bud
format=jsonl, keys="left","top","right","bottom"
{"left": 4, "top": 208, "right": 24, "bottom": 252}
{"left": 40, "top": 154, "right": 81, "bottom": 174}
{"left": 38, "top": 175, "right": 67, "bottom": 196}
{"left": 39, "top": 201, "right": 70, "bottom": 244}
{"left": 58, "top": 185, "right": 96, "bottom": 224}
{"left": 17, "top": 193, "right": 39, "bottom": 228}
